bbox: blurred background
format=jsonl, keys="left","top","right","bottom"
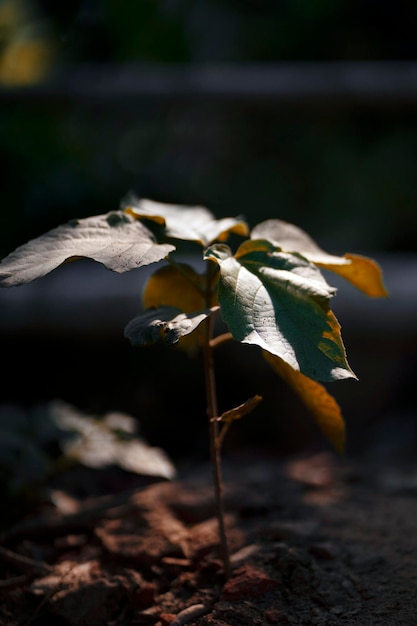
{"left": 0, "top": 0, "right": 416, "bottom": 478}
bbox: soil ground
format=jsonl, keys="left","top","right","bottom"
{"left": 1, "top": 448, "right": 417, "bottom": 626}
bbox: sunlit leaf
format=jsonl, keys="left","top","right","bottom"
{"left": 214, "top": 395, "right": 263, "bottom": 423}
{"left": 124, "top": 194, "right": 248, "bottom": 246}
{"left": 124, "top": 305, "right": 219, "bottom": 347}
{"left": 205, "top": 240, "right": 356, "bottom": 382}
{"left": 263, "top": 352, "right": 346, "bottom": 453}
{"left": 251, "top": 219, "right": 388, "bottom": 297}
{"left": 0, "top": 211, "right": 175, "bottom": 287}
{"left": 251, "top": 219, "right": 345, "bottom": 265}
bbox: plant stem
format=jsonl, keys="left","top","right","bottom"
{"left": 203, "top": 263, "right": 231, "bottom": 579}
{"left": 209, "top": 332, "right": 233, "bottom": 349}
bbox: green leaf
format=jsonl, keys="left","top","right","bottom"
{"left": 251, "top": 219, "right": 388, "bottom": 298}
{"left": 124, "top": 305, "right": 219, "bottom": 347}
{"left": 205, "top": 240, "right": 356, "bottom": 382}
{"left": 0, "top": 211, "right": 175, "bottom": 287}
{"left": 124, "top": 194, "right": 248, "bottom": 246}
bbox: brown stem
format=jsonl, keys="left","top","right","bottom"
{"left": 209, "top": 332, "right": 233, "bottom": 349}
{"left": 217, "top": 419, "right": 232, "bottom": 450}
{"left": 203, "top": 263, "right": 231, "bottom": 579}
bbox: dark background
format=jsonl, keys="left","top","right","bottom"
{"left": 1, "top": 0, "right": 416, "bottom": 468}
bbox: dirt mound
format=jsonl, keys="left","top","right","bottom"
{"left": 1, "top": 451, "right": 417, "bottom": 625}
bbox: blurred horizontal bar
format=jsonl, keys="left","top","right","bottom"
{"left": 0, "top": 253, "right": 415, "bottom": 337}
{"left": 2, "top": 62, "right": 417, "bottom": 107}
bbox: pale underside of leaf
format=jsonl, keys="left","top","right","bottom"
{"left": 123, "top": 195, "right": 248, "bottom": 246}
{"left": 251, "top": 219, "right": 388, "bottom": 298}
{"left": 205, "top": 241, "right": 355, "bottom": 382}
{"left": 263, "top": 352, "right": 346, "bottom": 453}
{"left": 251, "top": 219, "right": 348, "bottom": 265}
{"left": 0, "top": 211, "right": 175, "bottom": 287}
{"left": 124, "top": 305, "right": 219, "bottom": 347}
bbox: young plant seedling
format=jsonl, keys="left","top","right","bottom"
{"left": 0, "top": 195, "right": 388, "bottom": 577}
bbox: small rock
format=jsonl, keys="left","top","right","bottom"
{"left": 222, "top": 563, "right": 280, "bottom": 601}
{"left": 131, "top": 582, "right": 156, "bottom": 609}
{"left": 309, "top": 541, "right": 339, "bottom": 560}
{"left": 265, "top": 608, "right": 286, "bottom": 624}
{"left": 158, "top": 613, "right": 176, "bottom": 626}
{"left": 330, "top": 605, "right": 344, "bottom": 615}
{"left": 230, "top": 543, "right": 261, "bottom": 564}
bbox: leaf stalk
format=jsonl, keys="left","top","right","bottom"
{"left": 209, "top": 332, "right": 233, "bottom": 349}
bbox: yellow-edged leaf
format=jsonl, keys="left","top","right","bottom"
{"left": 317, "top": 253, "right": 388, "bottom": 298}
{"left": 205, "top": 241, "right": 356, "bottom": 382}
{"left": 0, "top": 211, "right": 175, "bottom": 287}
{"left": 250, "top": 220, "right": 388, "bottom": 299}
{"left": 124, "top": 195, "right": 249, "bottom": 246}
{"left": 264, "top": 351, "right": 346, "bottom": 453}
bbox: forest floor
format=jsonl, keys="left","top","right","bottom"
{"left": 1, "top": 448, "right": 417, "bottom": 626}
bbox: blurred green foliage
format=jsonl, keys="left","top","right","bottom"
{"left": 0, "top": 0, "right": 416, "bottom": 257}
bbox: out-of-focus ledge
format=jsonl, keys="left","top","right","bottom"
{"left": 2, "top": 62, "right": 417, "bottom": 107}
{"left": 0, "top": 253, "right": 415, "bottom": 337}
